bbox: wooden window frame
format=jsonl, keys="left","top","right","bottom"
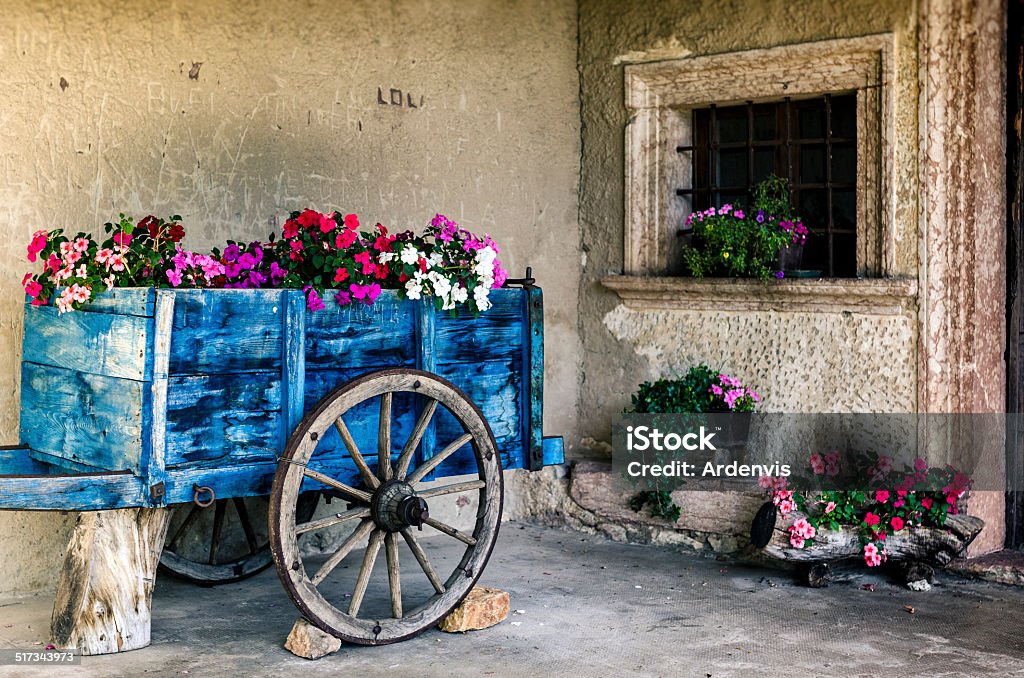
{"left": 622, "top": 35, "right": 893, "bottom": 278}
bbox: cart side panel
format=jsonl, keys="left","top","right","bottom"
{"left": 19, "top": 362, "right": 149, "bottom": 473}
{"left": 163, "top": 289, "right": 290, "bottom": 470}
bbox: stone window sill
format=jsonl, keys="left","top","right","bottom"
{"left": 600, "top": 276, "right": 918, "bottom": 316}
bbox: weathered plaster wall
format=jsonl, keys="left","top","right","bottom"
{"left": 0, "top": 0, "right": 580, "bottom": 594}
{"left": 578, "top": 0, "right": 920, "bottom": 437}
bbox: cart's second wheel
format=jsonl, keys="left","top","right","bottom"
{"left": 269, "top": 368, "right": 503, "bottom": 645}
{"left": 160, "top": 493, "right": 319, "bottom": 585}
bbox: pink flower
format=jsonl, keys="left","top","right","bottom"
{"left": 758, "top": 475, "right": 774, "bottom": 489}
{"left": 336, "top": 229, "right": 358, "bottom": 249}
{"left": 710, "top": 384, "right": 723, "bottom": 396}
{"left": 890, "top": 516, "right": 905, "bottom": 531}
{"left": 863, "top": 542, "right": 883, "bottom": 567}
{"left": 875, "top": 490, "right": 889, "bottom": 504}
{"left": 864, "top": 512, "right": 880, "bottom": 527}
{"left": 789, "top": 534, "right": 805, "bottom": 549}
{"left": 914, "top": 457, "right": 928, "bottom": 472}
{"left": 319, "top": 215, "right": 337, "bottom": 234}
{"left": 166, "top": 268, "right": 182, "bottom": 287}
{"left": 24, "top": 278, "right": 42, "bottom": 298}
{"left": 777, "top": 499, "right": 796, "bottom": 516}
{"left": 825, "top": 501, "right": 836, "bottom": 514}
{"left": 73, "top": 237, "right": 90, "bottom": 253}
{"left": 791, "top": 518, "right": 816, "bottom": 540}
{"left": 27, "top": 230, "right": 47, "bottom": 262}
{"left": 921, "top": 497, "right": 934, "bottom": 510}
{"left": 809, "top": 453, "right": 825, "bottom": 475}
{"left": 113, "top": 231, "right": 132, "bottom": 248}
{"left": 343, "top": 213, "right": 359, "bottom": 230}
{"left": 876, "top": 456, "right": 893, "bottom": 475}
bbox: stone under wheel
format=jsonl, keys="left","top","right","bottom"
{"left": 268, "top": 368, "right": 503, "bottom": 645}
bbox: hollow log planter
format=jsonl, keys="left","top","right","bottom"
{"left": 755, "top": 507, "right": 984, "bottom": 586}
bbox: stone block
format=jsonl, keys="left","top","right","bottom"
{"left": 284, "top": 618, "right": 341, "bottom": 659}
{"left": 437, "top": 586, "right": 510, "bottom": 633}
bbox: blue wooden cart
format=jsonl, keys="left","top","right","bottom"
{"left": 2, "top": 276, "right": 563, "bottom": 649}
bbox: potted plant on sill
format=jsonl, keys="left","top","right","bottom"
{"left": 681, "top": 175, "right": 809, "bottom": 281}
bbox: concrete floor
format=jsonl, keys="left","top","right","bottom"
{"left": 2, "top": 522, "right": 1024, "bottom": 677}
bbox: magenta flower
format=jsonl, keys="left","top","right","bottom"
{"left": 223, "top": 244, "right": 241, "bottom": 262}
{"left": 27, "top": 230, "right": 47, "bottom": 262}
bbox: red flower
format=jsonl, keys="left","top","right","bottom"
{"left": 418, "top": 258, "right": 428, "bottom": 273}
{"left": 890, "top": 516, "right": 905, "bottom": 531}
{"left": 920, "top": 497, "right": 933, "bottom": 510}
{"left": 354, "top": 251, "right": 376, "bottom": 275}
{"left": 875, "top": 490, "right": 889, "bottom": 504}
{"left": 374, "top": 263, "right": 389, "bottom": 280}
{"left": 139, "top": 215, "right": 160, "bottom": 238}
{"left": 283, "top": 220, "right": 300, "bottom": 239}
{"left": 864, "top": 512, "right": 880, "bottom": 527}
{"left": 335, "top": 230, "right": 357, "bottom": 250}
{"left": 297, "top": 209, "right": 321, "bottom": 230}
{"left": 398, "top": 273, "right": 409, "bottom": 283}
{"left": 319, "top": 214, "right": 337, "bottom": 234}
{"left": 113, "top": 231, "right": 133, "bottom": 248}
{"left": 333, "top": 267, "right": 349, "bottom": 283}
{"left": 343, "top": 213, "right": 359, "bottom": 230}
{"left": 374, "top": 233, "right": 394, "bottom": 252}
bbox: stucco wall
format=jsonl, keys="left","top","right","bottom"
{"left": 578, "top": 0, "right": 920, "bottom": 439}
{"left": 0, "top": 0, "right": 580, "bottom": 595}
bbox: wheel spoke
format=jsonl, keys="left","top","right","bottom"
{"left": 395, "top": 399, "right": 438, "bottom": 480}
{"left": 296, "top": 507, "right": 370, "bottom": 535}
{"left": 302, "top": 467, "right": 372, "bottom": 503}
{"left": 311, "top": 519, "right": 375, "bottom": 586}
{"left": 168, "top": 503, "right": 201, "bottom": 552}
{"left": 417, "top": 479, "right": 486, "bottom": 500}
{"left": 378, "top": 392, "right": 393, "bottom": 481}
{"left": 334, "top": 417, "right": 380, "bottom": 490}
{"left": 349, "top": 530, "right": 385, "bottom": 618}
{"left": 232, "top": 497, "right": 260, "bottom": 554}
{"left": 209, "top": 499, "right": 227, "bottom": 565}
{"left": 423, "top": 517, "right": 477, "bottom": 546}
{"left": 400, "top": 528, "right": 446, "bottom": 594}
{"left": 385, "top": 532, "right": 402, "bottom": 618}
{"left": 406, "top": 433, "right": 474, "bottom": 484}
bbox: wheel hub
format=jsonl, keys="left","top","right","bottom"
{"left": 370, "top": 480, "right": 429, "bottom": 532}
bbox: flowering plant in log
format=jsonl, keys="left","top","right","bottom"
{"left": 760, "top": 452, "right": 973, "bottom": 568}
{"left": 23, "top": 210, "right": 509, "bottom": 314}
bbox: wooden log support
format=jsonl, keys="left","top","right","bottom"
{"left": 761, "top": 511, "right": 985, "bottom": 566}
{"left": 50, "top": 508, "right": 171, "bottom": 655}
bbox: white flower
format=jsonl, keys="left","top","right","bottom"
{"left": 427, "top": 252, "right": 443, "bottom": 269}
{"left": 475, "top": 246, "right": 496, "bottom": 265}
{"left": 405, "top": 279, "right": 423, "bottom": 300}
{"left": 451, "top": 286, "right": 468, "bottom": 304}
{"left": 378, "top": 251, "right": 397, "bottom": 263}
{"left": 400, "top": 245, "right": 420, "bottom": 266}
{"left": 474, "top": 285, "right": 492, "bottom": 312}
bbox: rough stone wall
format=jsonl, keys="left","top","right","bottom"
{"left": 0, "top": 0, "right": 580, "bottom": 594}
{"left": 578, "top": 0, "right": 920, "bottom": 439}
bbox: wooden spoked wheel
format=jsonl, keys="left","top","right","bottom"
{"left": 161, "top": 494, "right": 318, "bottom": 585}
{"left": 269, "top": 369, "right": 503, "bottom": 645}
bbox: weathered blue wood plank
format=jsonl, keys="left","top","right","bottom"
{"left": 169, "top": 289, "right": 286, "bottom": 375}
{"left": 306, "top": 386, "right": 418, "bottom": 463}
{"left": 164, "top": 462, "right": 278, "bottom": 503}
{"left": 22, "top": 304, "right": 153, "bottom": 381}
{"left": 76, "top": 287, "right": 155, "bottom": 317}
{"left": 434, "top": 292, "right": 524, "bottom": 365}
{"left": 0, "top": 446, "right": 49, "bottom": 475}
{"left": 281, "top": 289, "right": 306, "bottom": 448}
{"left": 0, "top": 471, "right": 147, "bottom": 511}
{"left": 434, "top": 359, "right": 522, "bottom": 443}
{"left": 165, "top": 373, "right": 282, "bottom": 467}
{"left": 542, "top": 436, "right": 564, "bottom": 466}
{"left": 29, "top": 448, "right": 101, "bottom": 473}
{"left": 142, "top": 291, "right": 174, "bottom": 504}
{"left": 304, "top": 293, "right": 417, "bottom": 370}
{"left": 19, "top": 362, "right": 145, "bottom": 473}
{"left": 525, "top": 286, "right": 545, "bottom": 470}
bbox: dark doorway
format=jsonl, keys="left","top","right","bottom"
{"left": 1007, "top": 0, "right": 1024, "bottom": 548}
